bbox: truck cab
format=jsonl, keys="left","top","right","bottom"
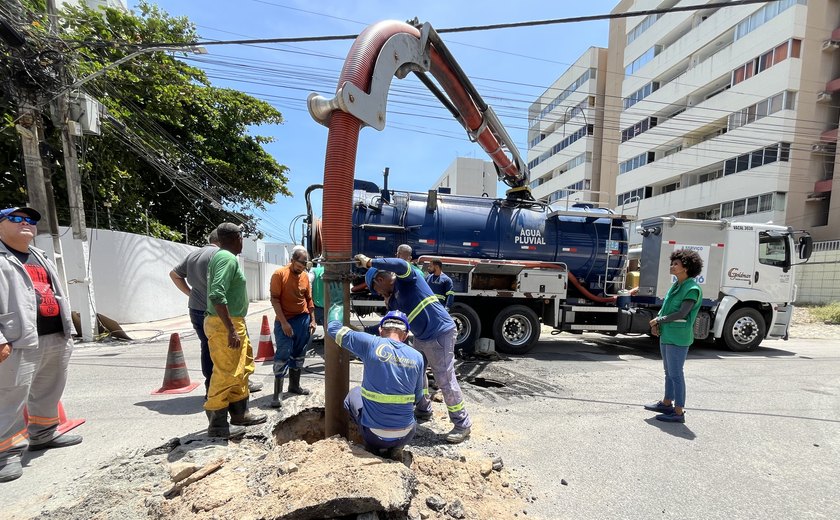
{"left": 637, "top": 217, "right": 812, "bottom": 351}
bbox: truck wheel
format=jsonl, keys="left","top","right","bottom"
{"left": 493, "top": 305, "right": 540, "bottom": 355}
{"left": 450, "top": 303, "right": 481, "bottom": 353}
{"left": 721, "top": 308, "right": 765, "bottom": 352}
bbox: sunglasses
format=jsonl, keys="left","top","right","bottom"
{"left": 3, "top": 215, "right": 38, "bottom": 225}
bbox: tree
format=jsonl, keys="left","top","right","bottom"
{"left": 1, "top": 0, "right": 290, "bottom": 242}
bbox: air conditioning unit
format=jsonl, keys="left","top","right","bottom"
{"left": 817, "top": 91, "right": 831, "bottom": 103}
{"left": 811, "top": 143, "right": 833, "bottom": 153}
{"left": 822, "top": 39, "right": 840, "bottom": 51}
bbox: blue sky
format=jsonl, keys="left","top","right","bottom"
{"left": 128, "top": 0, "right": 617, "bottom": 243}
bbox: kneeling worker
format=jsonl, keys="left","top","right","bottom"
{"left": 326, "top": 304, "right": 424, "bottom": 459}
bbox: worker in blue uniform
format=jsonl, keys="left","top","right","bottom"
{"left": 425, "top": 259, "right": 454, "bottom": 312}
{"left": 326, "top": 306, "right": 424, "bottom": 458}
{"left": 354, "top": 254, "right": 472, "bottom": 444}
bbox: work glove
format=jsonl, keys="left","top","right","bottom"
{"left": 354, "top": 254, "right": 371, "bottom": 268}
{"left": 328, "top": 302, "right": 344, "bottom": 324}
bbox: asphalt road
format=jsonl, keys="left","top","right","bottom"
{"left": 5, "top": 314, "right": 839, "bottom": 519}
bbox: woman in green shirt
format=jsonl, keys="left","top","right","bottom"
{"left": 644, "top": 249, "right": 704, "bottom": 423}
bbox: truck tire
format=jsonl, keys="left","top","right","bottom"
{"left": 493, "top": 305, "right": 540, "bottom": 355}
{"left": 450, "top": 303, "right": 481, "bottom": 354}
{"left": 721, "top": 307, "right": 766, "bottom": 352}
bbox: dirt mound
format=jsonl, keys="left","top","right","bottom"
{"left": 20, "top": 408, "right": 533, "bottom": 520}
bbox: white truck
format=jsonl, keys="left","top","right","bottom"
{"left": 412, "top": 216, "right": 813, "bottom": 354}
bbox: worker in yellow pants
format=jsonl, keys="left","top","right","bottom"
{"left": 203, "top": 223, "right": 266, "bottom": 439}
{"left": 204, "top": 316, "right": 255, "bottom": 411}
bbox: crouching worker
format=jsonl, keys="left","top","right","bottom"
{"left": 326, "top": 302, "right": 424, "bottom": 460}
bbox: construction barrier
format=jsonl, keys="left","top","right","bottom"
{"left": 152, "top": 333, "right": 200, "bottom": 395}
{"left": 254, "top": 315, "right": 275, "bottom": 362}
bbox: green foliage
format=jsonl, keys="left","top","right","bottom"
{"left": 810, "top": 302, "right": 840, "bottom": 324}
{"left": 2, "top": 0, "right": 290, "bottom": 242}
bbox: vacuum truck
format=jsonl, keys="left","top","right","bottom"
{"left": 305, "top": 180, "right": 813, "bottom": 355}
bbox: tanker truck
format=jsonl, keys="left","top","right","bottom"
{"left": 305, "top": 180, "right": 813, "bottom": 355}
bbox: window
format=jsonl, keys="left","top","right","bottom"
{"left": 662, "top": 182, "right": 679, "bottom": 193}
{"left": 530, "top": 69, "right": 597, "bottom": 127}
{"left": 727, "top": 91, "right": 796, "bottom": 132}
{"left": 751, "top": 149, "right": 764, "bottom": 168}
{"left": 731, "top": 39, "right": 801, "bottom": 86}
{"left": 627, "top": 13, "right": 660, "bottom": 44}
{"left": 736, "top": 155, "right": 749, "bottom": 173}
{"left": 721, "top": 202, "right": 733, "bottom": 218}
{"left": 779, "top": 142, "right": 791, "bottom": 161}
{"left": 747, "top": 196, "right": 759, "bottom": 214}
{"left": 769, "top": 93, "right": 783, "bottom": 113}
{"left": 764, "top": 144, "right": 778, "bottom": 164}
{"left": 734, "top": 0, "right": 805, "bottom": 42}
{"left": 733, "top": 199, "right": 746, "bottom": 216}
{"left": 759, "top": 193, "right": 773, "bottom": 212}
{"left": 624, "top": 81, "right": 659, "bottom": 109}
{"left": 759, "top": 233, "right": 788, "bottom": 267}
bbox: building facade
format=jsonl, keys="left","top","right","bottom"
{"left": 431, "top": 157, "right": 498, "bottom": 198}
{"left": 605, "top": 0, "right": 840, "bottom": 242}
{"left": 527, "top": 47, "right": 609, "bottom": 206}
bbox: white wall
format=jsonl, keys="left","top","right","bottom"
{"left": 795, "top": 242, "right": 840, "bottom": 305}
{"left": 36, "top": 228, "right": 280, "bottom": 325}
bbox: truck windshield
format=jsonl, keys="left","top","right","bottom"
{"left": 758, "top": 232, "right": 788, "bottom": 268}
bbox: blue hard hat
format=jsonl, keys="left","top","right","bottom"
{"left": 379, "top": 310, "right": 410, "bottom": 332}
{"left": 365, "top": 267, "right": 379, "bottom": 296}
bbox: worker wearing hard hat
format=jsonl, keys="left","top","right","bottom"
{"left": 326, "top": 304, "right": 424, "bottom": 459}
{"left": 355, "top": 254, "right": 472, "bottom": 444}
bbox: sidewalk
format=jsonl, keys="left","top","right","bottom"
{"left": 118, "top": 300, "right": 274, "bottom": 341}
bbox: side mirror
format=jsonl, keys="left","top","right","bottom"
{"left": 798, "top": 235, "right": 813, "bottom": 260}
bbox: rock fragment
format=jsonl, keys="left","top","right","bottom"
{"left": 277, "top": 461, "right": 299, "bottom": 475}
{"left": 446, "top": 499, "right": 465, "bottom": 518}
{"left": 426, "top": 495, "right": 447, "bottom": 511}
{"left": 169, "top": 462, "right": 199, "bottom": 483}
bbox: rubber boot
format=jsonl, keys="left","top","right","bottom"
{"left": 288, "top": 368, "right": 310, "bottom": 395}
{"left": 229, "top": 398, "right": 267, "bottom": 426}
{"left": 206, "top": 408, "right": 245, "bottom": 439}
{"left": 270, "top": 377, "right": 284, "bottom": 408}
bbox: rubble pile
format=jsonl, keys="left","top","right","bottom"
{"left": 16, "top": 402, "right": 533, "bottom": 520}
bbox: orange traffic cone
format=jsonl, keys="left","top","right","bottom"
{"left": 254, "top": 315, "right": 275, "bottom": 362}
{"left": 23, "top": 401, "right": 86, "bottom": 434}
{"left": 152, "top": 333, "right": 200, "bottom": 395}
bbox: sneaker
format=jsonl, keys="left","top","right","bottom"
{"left": 643, "top": 401, "right": 675, "bottom": 414}
{"left": 414, "top": 408, "right": 433, "bottom": 421}
{"left": 248, "top": 381, "right": 264, "bottom": 393}
{"left": 28, "top": 434, "right": 83, "bottom": 451}
{"left": 445, "top": 426, "right": 471, "bottom": 444}
{"left": 655, "top": 411, "right": 686, "bottom": 423}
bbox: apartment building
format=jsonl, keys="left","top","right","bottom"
{"left": 526, "top": 47, "right": 609, "bottom": 206}
{"left": 431, "top": 157, "right": 498, "bottom": 197}
{"left": 603, "top": 0, "right": 840, "bottom": 242}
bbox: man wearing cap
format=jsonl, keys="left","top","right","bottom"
{"left": 326, "top": 299, "right": 424, "bottom": 460}
{"left": 354, "top": 254, "right": 472, "bottom": 444}
{"left": 269, "top": 247, "right": 316, "bottom": 408}
{"left": 170, "top": 230, "right": 262, "bottom": 397}
{"left": 204, "top": 222, "right": 266, "bottom": 439}
{"left": 0, "top": 207, "right": 82, "bottom": 482}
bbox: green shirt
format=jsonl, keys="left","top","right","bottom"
{"left": 206, "top": 250, "right": 249, "bottom": 317}
{"left": 311, "top": 265, "right": 324, "bottom": 308}
{"left": 659, "top": 278, "right": 702, "bottom": 347}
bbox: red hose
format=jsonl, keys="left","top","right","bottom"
{"left": 322, "top": 21, "right": 524, "bottom": 263}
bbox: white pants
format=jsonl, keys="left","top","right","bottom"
{"left": 0, "top": 333, "right": 73, "bottom": 463}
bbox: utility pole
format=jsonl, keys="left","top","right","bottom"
{"left": 103, "top": 201, "right": 112, "bottom": 230}
{"left": 145, "top": 208, "right": 150, "bottom": 235}
{"left": 46, "top": 0, "right": 97, "bottom": 342}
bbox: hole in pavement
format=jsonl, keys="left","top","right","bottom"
{"left": 273, "top": 407, "right": 326, "bottom": 445}
{"left": 465, "top": 377, "right": 505, "bottom": 389}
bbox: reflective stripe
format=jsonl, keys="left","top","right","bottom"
{"left": 447, "top": 401, "right": 466, "bottom": 413}
{"left": 423, "top": 389, "right": 429, "bottom": 396}
{"left": 435, "top": 295, "right": 446, "bottom": 300}
{"left": 361, "top": 387, "right": 415, "bottom": 404}
{"left": 397, "top": 263, "right": 412, "bottom": 278}
{"left": 27, "top": 414, "right": 59, "bottom": 426}
{"left": 0, "top": 429, "right": 29, "bottom": 451}
{"left": 370, "top": 425, "right": 414, "bottom": 439}
{"left": 335, "top": 326, "right": 351, "bottom": 347}
{"left": 445, "top": 291, "right": 455, "bottom": 296}
{"left": 407, "top": 295, "right": 439, "bottom": 322}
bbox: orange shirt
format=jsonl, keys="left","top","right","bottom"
{"left": 270, "top": 265, "right": 314, "bottom": 318}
